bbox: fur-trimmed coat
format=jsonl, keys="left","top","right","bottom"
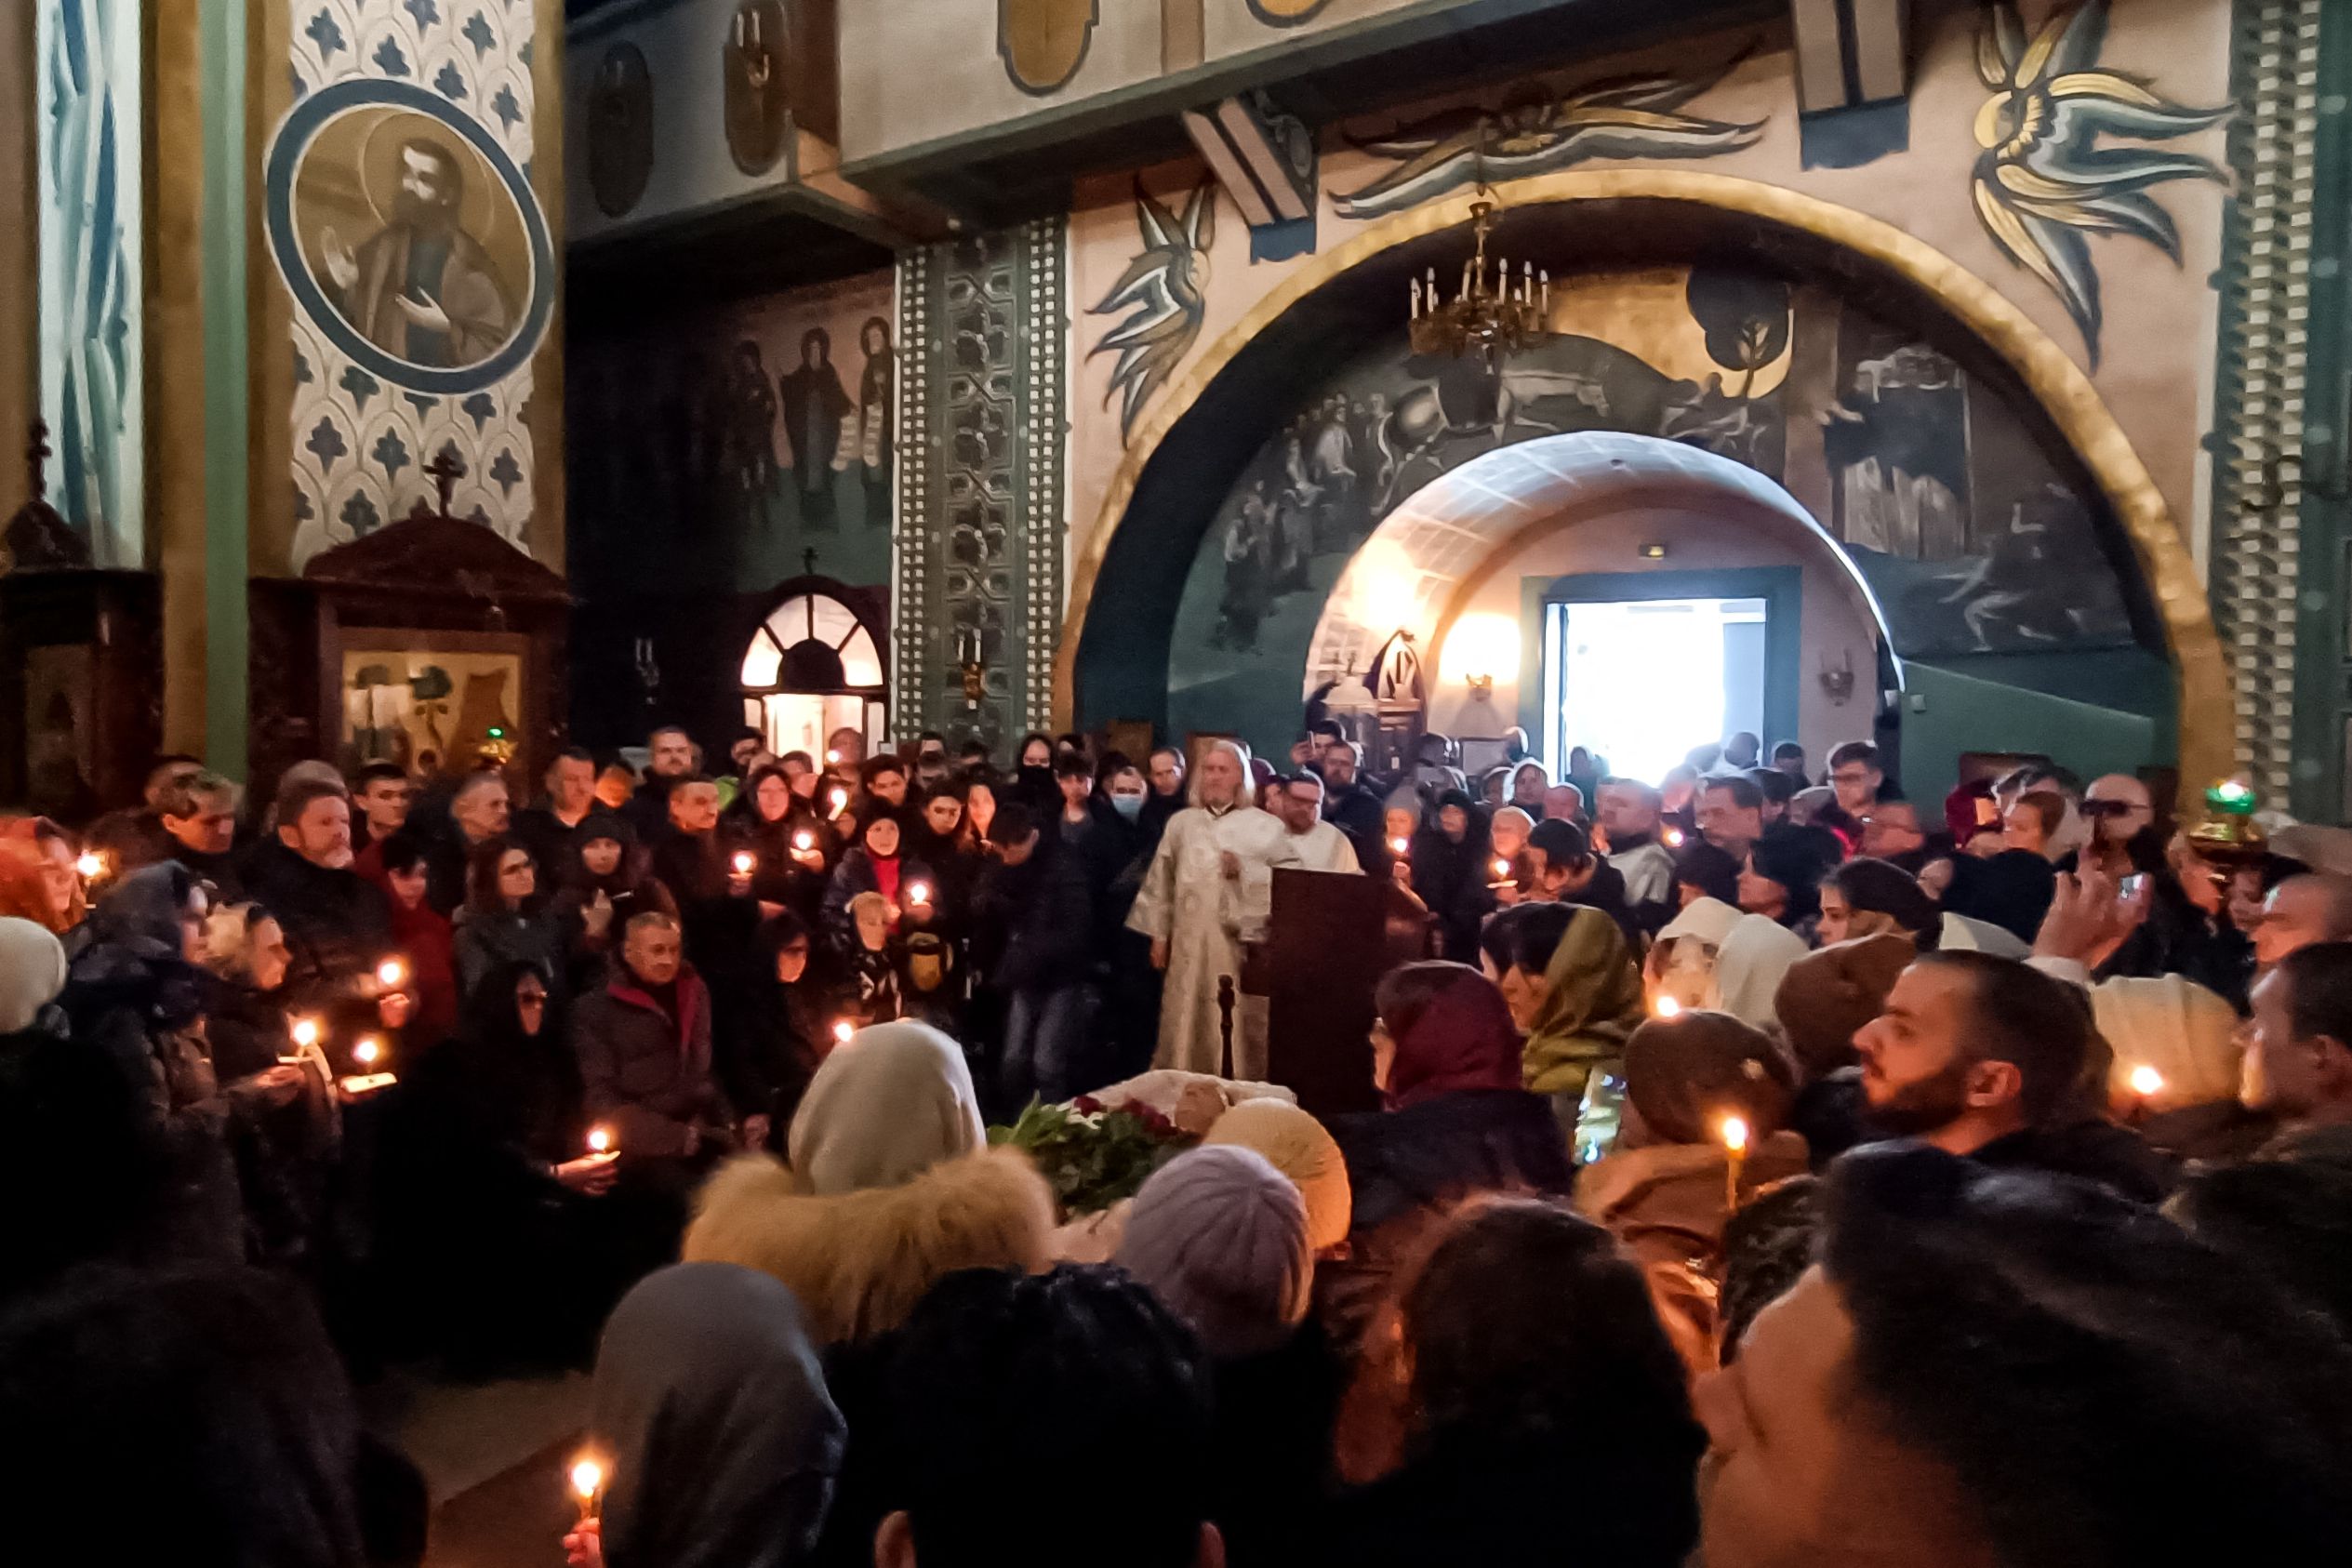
{"left": 682, "top": 1145, "right": 1054, "bottom": 1345}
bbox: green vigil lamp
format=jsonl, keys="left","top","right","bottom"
{"left": 2186, "top": 777, "right": 2266, "bottom": 872}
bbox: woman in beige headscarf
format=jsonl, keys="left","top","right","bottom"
{"left": 684, "top": 1021, "right": 1053, "bottom": 1344}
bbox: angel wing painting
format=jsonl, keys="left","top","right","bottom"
{"left": 1089, "top": 182, "right": 1216, "bottom": 439}
{"left": 1331, "top": 51, "right": 1765, "bottom": 220}
{"left": 1970, "top": 0, "right": 2228, "bottom": 367}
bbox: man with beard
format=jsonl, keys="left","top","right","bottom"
{"left": 240, "top": 777, "right": 392, "bottom": 1010}
{"left": 1317, "top": 740, "right": 1387, "bottom": 876}
{"left": 1853, "top": 950, "right": 2170, "bottom": 1200}
{"left": 321, "top": 139, "right": 510, "bottom": 366}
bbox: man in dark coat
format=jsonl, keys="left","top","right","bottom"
{"left": 972, "top": 804, "right": 1097, "bottom": 1111}
{"left": 573, "top": 911, "right": 747, "bottom": 1163}
{"left": 239, "top": 778, "right": 394, "bottom": 1014}
{"left": 1320, "top": 740, "right": 1391, "bottom": 879}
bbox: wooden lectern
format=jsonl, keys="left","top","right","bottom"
{"left": 1262, "top": 868, "right": 1431, "bottom": 1115}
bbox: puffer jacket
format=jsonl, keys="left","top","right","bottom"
{"left": 573, "top": 963, "right": 731, "bottom": 1158}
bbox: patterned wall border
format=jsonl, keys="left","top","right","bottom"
{"left": 894, "top": 243, "right": 934, "bottom": 729}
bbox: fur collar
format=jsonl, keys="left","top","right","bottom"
{"left": 683, "top": 1144, "right": 1054, "bottom": 1346}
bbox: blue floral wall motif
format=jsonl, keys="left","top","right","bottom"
{"left": 280, "top": 0, "right": 549, "bottom": 570}
{"left": 36, "top": 0, "right": 144, "bottom": 568}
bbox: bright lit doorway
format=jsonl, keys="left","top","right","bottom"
{"left": 1535, "top": 567, "right": 1799, "bottom": 785}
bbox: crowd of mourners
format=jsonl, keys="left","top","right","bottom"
{"left": 3, "top": 715, "right": 2352, "bottom": 1568}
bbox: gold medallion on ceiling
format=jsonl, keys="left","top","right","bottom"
{"left": 725, "top": 0, "right": 792, "bottom": 176}
{"left": 1000, "top": 0, "right": 1096, "bottom": 97}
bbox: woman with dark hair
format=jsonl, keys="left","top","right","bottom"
{"left": 1698, "top": 1145, "right": 2352, "bottom": 1568}
{"left": 453, "top": 837, "right": 565, "bottom": 1006}
{"left": 961, "top": 774, "right": 999, "bottom": 851}
{"left": 365, "top": 829, "right": 458, "bottom": 1045}
{"left": 818, "top": 813, "right": 936, "bottom": 963}
{"left": 1323, "top": 1198, "right": 1705, "bottom": 1567}
{"left": 1010, "top": 732, "right": 1058, "bottom": 817}
{"left": 1815, "top": 857, "right": 1939, "bottom": 948}
{"left": 1410, "top": 790, "right": 1491, "bottom": 963}
{"left": 0, "top": 1264, "right": 386, "bottom": 1568}
{"left": 2001, "top": 788, "right": 2068, "bottom": 860}
{"left": 198, "top": 902, "right": 334, "bottom": 1269}
{"left": 725, "top": 763, "right": 835, "bottom": 924}
{"left": 1320, "top": 962, "right": 1575, "bottom": 1354}
{"left": 738, "top": 911, "right": 832, "bottom": 1140}
{"left": 903, "top": 783, "right": 979, "bottom": 929}
{"left": 1672, "top": 839, "right": 1743, "bottom": 910}
{"left": 383, "top": 960, "right": 628, "bottom": 1371}
{"left": 547, "top": 811, "right": 678, "bottom": 996}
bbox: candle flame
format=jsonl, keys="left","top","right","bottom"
{"left": 74, "top": 851, "right": 104, "bottom": 880}
{"left": 291, "top": 1017, "right": 321, "bottom": 1048}
{"left": 909, "top": 882, "right": 929, "bottom": 904}
{"left": 2128, "top": 1064, "right": 2165, "bottom": 1098}
{"left": 1654, "top": 995, "right": 1681, "bottom": 1018}
{"left": 588, "top": 1126, "right": 613, "bottom": 1154}
{"left": 1493, "top": 857, "right": 1511, "bottom": 879}
{"left": 570, "top": 1457, "right": 605, "bottom": 1501}
{"left": 732, "top": 852, "right": 756, "bottom": 875}
{"left": 1664, "top": 828, "right": 1685, "bottom": 847}
{"left": 831, "top": 789, "right": 848, "bottom": 812}
{"left": 832, "top": 1019, "right": 855, "bottom": 1044}
{"left": 793, "top": 831, "right": 814, "bottom": 850}
{"left": 377, "top": 958, "right": 405, "bottom": 988}
{"left": 352, "top": 1038, "right": 382, "bottom": 1068}
{"left": 1721, "top": 1116, "right": 1749, "bottom": 1155}
{"left": 1389, "top": 837, "right": 1409, "bottom": 856}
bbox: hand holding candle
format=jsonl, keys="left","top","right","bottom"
{"left": 1389, "top": 836, "right": 1410, "bottom": 858}
{"left": 831, "top": 1018, "right": 855, "bottom": 1046}
{"left": 377, "top": 956, "right": 407, "bottom": 990}
{"left": 1654, "top": 994, "right": 1681, "bottom": 1019}
{"left": 569, "top": 1456, "right": 605, "bottom": 1526}
{"left": 74, "top": 851, "right": 104, "bottom": 882}
{"left": 588, "top": 1125, "right": 615, "bottom": 1156}
{"left": 1721, "top": 1115, "right": 1749, "bottom": 1213}
{"left": 908, "top": 881, "right": 930, "bottom": 908}
{"left": 2126, "top": 1064, "right": 2164, "bottom": 1123}
{"left": 732, "top": 851, "right": 756, "bottom": 877}
{"left": 830, "top": 788, "right": 849, "bottom": 818}
{"left": 291, "top": 1017, "right": 322, "bottom": 1050}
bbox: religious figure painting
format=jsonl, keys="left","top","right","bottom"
{"left": 1331, "top": 51, "right": 1765, "bottom": 219}
{"left": 1968, "top": 0, "right": 2229, "bottom": 367}
{"left": 267, "top": 79, "right": 555, "bottom": 395}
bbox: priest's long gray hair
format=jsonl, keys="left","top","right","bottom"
{"left": 1189, "top": 739, "right": 1253, "bottom": 811}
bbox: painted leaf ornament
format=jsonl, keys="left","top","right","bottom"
{"left": 1968, "top": 0, "right": 2228, "bottom": 366}
{"left": 1000, "top": 0, "right": 1096, "bottom": 96}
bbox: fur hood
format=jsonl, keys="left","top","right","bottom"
{"left": 682, "top": 1145, "right": 1055, "bottom": 1346}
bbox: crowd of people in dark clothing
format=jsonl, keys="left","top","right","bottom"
{"left": 4, "top": 715, "right": 2352, "bottom": 1567}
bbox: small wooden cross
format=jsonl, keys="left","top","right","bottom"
{"left": 423, "top": 447, "right": 467, "bottom": 521}
{"left": 802, "top": 547, "right": 818, "bottom": 578}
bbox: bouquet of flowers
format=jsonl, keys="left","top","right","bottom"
{"left": 989, "top": 1094, "right": 1199, "bottom": 1216}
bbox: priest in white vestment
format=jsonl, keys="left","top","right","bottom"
{"left": 1127, "top": 740, "right": 1297, "bottom": 1077}
{"left": 1271, "top": 770, "right": 1362, "bottom": 873}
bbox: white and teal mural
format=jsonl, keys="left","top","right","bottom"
{"left": 277, "top": 0, "right": 552, "bottom": 569}
{"left": 36, "top": 0, "right": 144, "bottom": 568}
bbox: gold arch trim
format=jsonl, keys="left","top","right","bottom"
{"left": 1051, "top": 168, "right": 2233, "bottom": 804}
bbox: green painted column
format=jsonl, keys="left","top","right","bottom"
{"left": 200, "top": 0, "right": 249, "bottom": 778}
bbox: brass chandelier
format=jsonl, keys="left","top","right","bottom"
{"left": 1408, "top": 122, "right": 1552, "bottom": 367}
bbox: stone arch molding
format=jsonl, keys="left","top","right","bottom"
{"left": 1305, "top": 431, "right": 1896, "bottom": 698}
{"left": 1056, "top": 169, "right": 2233, "bottom": 802}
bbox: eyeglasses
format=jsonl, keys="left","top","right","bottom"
{"left": 517, "top": 992, "right": 549, "bottom": 1008}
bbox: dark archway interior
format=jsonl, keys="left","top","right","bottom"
{"left": 1073, "top": 195, "right": 2169, "bottom": 741}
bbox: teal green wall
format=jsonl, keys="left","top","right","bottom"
{"left": 1898, "top": 648, "right": 2175, "bottom": 806}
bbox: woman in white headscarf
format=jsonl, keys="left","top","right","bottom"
{"left": 682, "top": 1022, "right": 1054, "bottom": 1345}
{"left": 1126, "top": 740, "right": 1298, "bottom": 1078}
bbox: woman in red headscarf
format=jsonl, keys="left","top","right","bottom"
{"left": 1318, "top": 963, "right": 1575, "bottom": 1360}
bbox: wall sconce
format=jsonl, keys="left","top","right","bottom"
{"left": 1819, "top": 648, "right": 1856, "bottom": 706}
{"left": 1464, "top": 672, "right": 1495, "bottom": 699}
{"left": 1639, "top": 542, "right": 1668, "bottom": 560}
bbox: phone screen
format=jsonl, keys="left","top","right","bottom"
{"left": 2120, "top": 873, "right": 2148, "bottom": 898}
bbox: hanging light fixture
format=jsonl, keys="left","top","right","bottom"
{"left": 1408, "top": 119, "right": 1553, "bottom": 368}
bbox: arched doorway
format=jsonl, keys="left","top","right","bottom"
{"left": 739, "top": 578, "right": 888, "bottom": 757}
{"left": 1058, "top": 171, "right": 2227, "bottom": 804}
{"left": 1305, "top": 432, "right": 1896, "bottom": 782}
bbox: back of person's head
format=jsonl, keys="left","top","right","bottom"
{"left": 1202, "top": 1098, "right": 1352, "bottom": 1253}
{"left": 1774, "top": 933, "right": 1915, "bottom": 1077}
{"left": 1814, "top": 1144, "right": 2352, "bottom": 1568}
{"left": 1478, "top": 899, "right": 1579, "bottom": 978}
{"left": 986, "top": 800, "right": 1037, "bottom": 847}
{"left": 1623, "top": 1010, "right": 1796, "bottom": 1145}
{"left": 1831, "top": 857, "right": 1941, "bottom": 938}
{"left": 1827, "top": 740, "right": 1880, "bottom": 773}
{"left": 0, "top": 916, "right": 69, "bottom": 1034}
{"left": 1053, "top": 751, "right": 1092, "bottom": 783}
{"left": 876, "top": 1265, "right": 1216, "bottom": 1568}
{"left": 1673, "top": 840, "right": 1743, "bottom": 907}
{"left": 1745, "top": 766, "right": 1797, "bottom": 807}
{"left": 1527, "top": 817, "right": 1590, "bottom": 869}
{"left": 1912, "top": 950, "right": 2094, "bottom": 1124}
{"left": 1705, "top": 773, "right": 1764, "bottom": 812}
{"left": 156, "top": 769, "right": 237, "bottom": 824}
{"left": 1397, "top": 1200, "right": 1702, "bottom": 1554}
{"left": 2278, "top": 939, "right": 2352, "bottom": 1047}
{"left": 1115, "top": 1146, "right": 1311, "bottom": 1358}
{"left": 0, "top": 1264, "right": 368, "bottom": 1568}
{"left": 2169, "top": 1129, "right": 2352, "bottom": 1335}
{"left": 1717, "top": 1175, "right": 1821, "bottom": 1362}
{"left": 376, "top": 829, "right": 432, "bottom": 879}
{"left": 788, "top": 1020, "right": 984, "bottom": 1195}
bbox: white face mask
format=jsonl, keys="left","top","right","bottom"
{"left": 1110, "top": 792, "right": 1145, "bottom": 821}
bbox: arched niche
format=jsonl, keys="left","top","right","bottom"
{"left": 1059, "top": 171, "right": 2227, "bottom": 804}
{"left": 739, "top": 576, "right": 888, "bottom": 757}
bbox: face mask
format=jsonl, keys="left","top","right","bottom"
{"left": 1110, "top": 793, "right": 1144, "bottom": 821}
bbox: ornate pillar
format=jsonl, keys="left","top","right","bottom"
{"left": 894, "top": 219, "right": 1068, "bottom": 749}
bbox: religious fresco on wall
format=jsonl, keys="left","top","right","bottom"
{"left": 280, "top": 2, "right": 551, "bottom": 571}
{"left": 1163, "top": 259, "right": 2138, "bottom": 737}
{"left": 585, "top": 41, "right": 655, "bottom": 219}
{"left": 567, "top": 270, "right": 897, "bottom": 602}
{"left": 1968, "top": 0, "right": 2228, "bottom": 367}
{"left": 1330, "top": 51, "right": 1765, "bottom": 219}
{"left": 1090, "top": 184, "right": 1218, "bottom": 439}
{"left": 1000, "top": 0, "right": 1098, "bottom": 95}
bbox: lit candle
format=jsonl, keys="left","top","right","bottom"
{"left": 792, "top": 830, "right": 814, "bottom": 851}
{"left": 74, "top": 851, "right": 104, "bottom": 881}
{"left": 569, "top": 1456, "right": 605, "bottom": 1526}
{"left": 377, "top": 957, "right": 407, "bottom": 989}
{"left": 908, "top": 881, "right": 930, "bottom": 907}
{"left": 587, "top": 1125, "right": 614, "bottom": 1156}
{"left": 830, "top": 788, "right": 849, "bottom": 817}
{"left": 291, "top": 1017, "right": 322, "bottom": 1049}
{"left": 1492, "top": 857, "right": 1511, "bottom": 882}
{"left": 352, "top": 1037, "right": 382, "bottom": 1069}
{"left": 2127, "top": 1063, "right": 2164, "bottom": 1123}
{"left": 825, "top": 749, "right": 841, "bottom": 765}
{"left": 732, "top": 851, "right": 756, "bottom": 877}
{"left": 831, "top": 1018, "right": 855, "bottom": 1046}
{"left": 1721, "top": 1115, "right": 1749, "bottom": 1213}
{"left": 1654, "top": 994, "right": 1681, "bottom": 1018}
{"left": 1389, "top": 836, "right": 1409, "bottom": 857}
{"left": 1664, "top": 827, "right": 1685, "bottom": 847}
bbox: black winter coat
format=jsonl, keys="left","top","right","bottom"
{"left": 239, "top": 840, "right": 395, "bottom": 1006}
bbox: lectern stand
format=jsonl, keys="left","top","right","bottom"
{"left": 1263, "top": 869, "right": 1431, "bottom": 1115}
